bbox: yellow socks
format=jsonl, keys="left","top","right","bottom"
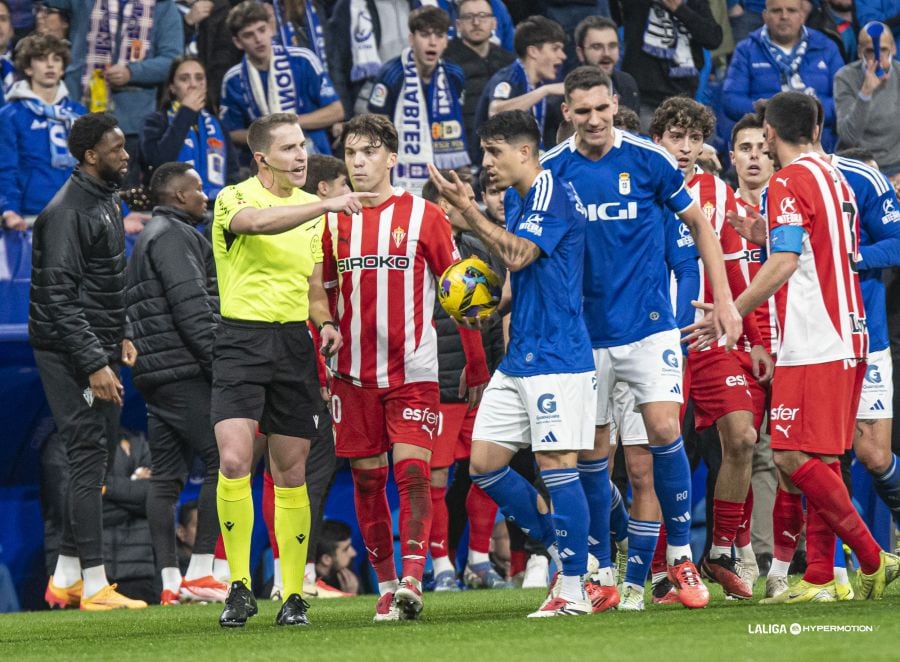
{"left": 274, "top": 483, "right": 311, "bottom": 601}
{"left": 217, "top": 472, "right": 253, "bottom": 588}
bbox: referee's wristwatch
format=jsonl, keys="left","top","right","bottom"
{"left": 318, "top": 320, "right": 338, "bottom": 333}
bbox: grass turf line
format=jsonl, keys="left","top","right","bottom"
{"left": 0, "top": 584, "right": 897, "bottom": 662}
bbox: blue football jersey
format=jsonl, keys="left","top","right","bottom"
{"left": 833, "top": 155, "right": 900, "bottom": 352}
{"left": 541, "top": 130, "right": 695, "bottom": 347}
{"left": 499, "top": 170, "right": 594, "bottom": 377}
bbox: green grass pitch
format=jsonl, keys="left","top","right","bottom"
{"left": 0, "top": 584, "right": 897, "bottom": 662}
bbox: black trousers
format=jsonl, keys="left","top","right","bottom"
{"left": 34, "top": 350, "right": 120, "bottom": 569}
{"left": 304, "top": 426, "right": 338, "bottom": 560}
{"left": 144, "top": 378, "right": 220, "bottom": 571}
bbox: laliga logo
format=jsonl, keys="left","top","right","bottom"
{"left": 866, "top": 365, "right": 882, "bottom": 384}
{"left": 662, "top": 349, "right": 680, "bottom": 369}
{"left": 537, "top": 394, "right": 557, "bottom": 414}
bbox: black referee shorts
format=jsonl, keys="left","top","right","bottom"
{"left": 211, "top": 318, "right": 329, "bottom": 439}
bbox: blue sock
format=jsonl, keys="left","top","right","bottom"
{"left": 872, "top": 455, "right": 900, "bottom": 526}
{"left": 649, "top": 437, "right": 692, "bottom": 548}
{"left": 609, "top": 480, "right": 629, "bottom": 543}
{"left": 577, "top": 458, "right": 611, "bottom": 567}
{"left": 471, "top": 467, "right": 555, "bottom": 549}
{"left": 834, "top": 537, "right": 846, "bottom": 568}
{"left": 541, "top": 468, "right": 590, "bottom": 577}
{"left": 624, "top": 519, "right": 661, "bottom": 588}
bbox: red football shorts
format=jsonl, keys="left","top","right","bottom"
{"left": 769, "top": 359, "right": 865, "bottom": 456}
{"left": 430, "top": 403, "right": 477, "bottom": 469}
{"left": 688, "top": 347, "right": 764, "bottom": 432}
{"left": 331, "top": 378, "right": 440, "bottom": 458}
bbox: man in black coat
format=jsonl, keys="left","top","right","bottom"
{"left": 30, "top": 112, "right": 147, "bottom": 610}
{"left": 125, "top": 161, "right": 226, "bottom": 606}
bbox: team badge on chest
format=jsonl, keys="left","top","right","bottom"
{"left": 618, "top": 173, "right": 630, "bottom": 195}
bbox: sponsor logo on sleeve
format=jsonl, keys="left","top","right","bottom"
{"left": 776, "top": 197, "right": 802, "bottom": 225}
{"left": 520, "top": 213, "right": 544, "bottom": 236}
{"left": 882, "top": 198, "right": 900, "bottom": 224}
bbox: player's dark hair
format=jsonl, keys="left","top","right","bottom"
{"left": 248, "top": 112, "right": 300, "bottom": 154}
{"left": 836, "top": 147, "right": 877, "bottom": 164}
{"left": 13, "top": 32, "right": 71, "bottom": 74}
{"left": 613, "top": 107, "right": 641, "bottom": 134}
{"left": 649, "top": 96, "right": 715, "bottom": 141}
{"left": 408, "top": 5, "right": 450, "bottom": 34}
{"left": 812, "top": 96, "right": 824, "bottom": 131}
{"left": 758, "top": 91, "right": 817, "bottom": 145}
{"left": 68, "top": 112, "right": 119, "bottom": 163}
{"left": 574, "top": 15, "right": 618, "bottom": 51}
{"left": 149, "top": 161, "right": 193, "bottom": 205}
{"left": 303, "top": 154, "right": 348, "bottom": 196}
{"left": 340, "top": 113, "right": 399, "bottom": 154}
{"left": 226, "top": 0, "right": 270, "bottom": 37}
{"left": 478, "top": 110, "right": 541, "bottom": 153}
{"left": 730, "top": 112, "right": 763, "bottom": 148}
{"left": 315, "top": 519, "right": 353, "bottom": 561}
{"left": 564, "top": 65, "right": 613, "bottom": 100}
{"left": 513, "top": 15, "right": 565, "bottom": 59}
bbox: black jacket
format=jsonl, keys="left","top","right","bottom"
{"left": 29, "top": 170, "right": 127, "bottom": 376}
{"left": 435, "top": 232, "right": 505, "bottom": 402}
{"left": 126, "top": 205, "right": 219, "bottom": 392}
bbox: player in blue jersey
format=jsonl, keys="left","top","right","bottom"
{"left": 541, "top": 66, "right": 741, "bottom": 610}
{"left": 428, "top": 110, "right": 596, "bottom": 618}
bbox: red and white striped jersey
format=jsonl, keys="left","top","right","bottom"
{"left": 735, "top": 193, "right": 779, "bottom": 356}
{"left": 765, "top": 153, "right": 867, "bottom": 365}
{"left": 322, "top": 189, "right": 460, "bottom": 388}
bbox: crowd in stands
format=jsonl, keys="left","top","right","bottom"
{"left": 3, "top": 0, "right": 900, "bottom": 614}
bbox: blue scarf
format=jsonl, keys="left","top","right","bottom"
{"left": 760, "top": 26, "right": 810, "bottom": 92}
{"left": 168, "top": 103, "right": 227, "bottom": 199}
{"left": 239, "top": 44, "right": 298, "bottom": 120}
{"left": 16, "top": 86, "right": 80, "bottom": 170}
{"left": 272, "top": 0, "right": 328, "bottom": 70}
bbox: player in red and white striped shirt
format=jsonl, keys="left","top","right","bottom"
{"left": 689, "top": 92, "right": 899, "bottom": 602}
{"left": 321, "top": 114, "right": 490, "bottom": 621}
{"left": 652, "top": 98, "right": 771, "bottom": 600}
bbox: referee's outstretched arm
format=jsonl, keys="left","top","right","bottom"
{"left": 228, "top": 191, "right": 378, "bottom": 235}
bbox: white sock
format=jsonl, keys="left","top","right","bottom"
{"left": 547, "top": 544, "right": 561, "bottom": 570}
{"left": 736, "top": 544, "right": 755, "bottom": 561}
{"left": 378, "top": 579, "right": 399, "bottom": 596}
{"left": 185, "top": 553, "right": 214, "bottom": 580}
{"left": 82, "top": 564, "right": 109, "bottom": 598}
{"left": 593, "top": 566, "right": 615, "bottom": 586}
{"left": 468, "top": 550, "right": 490, "bottom": 566}
{"left": 53, "top": 555, "right": 81, "bottom": 588}
{"left": 272, "top": 558, "right": 282, "bottom": 588}
{"left": 834, "top": 567, "right": 849, "bottom": 584}
{"left": 161, "top": 567, "right": 182, "bottom": 593}
{"left": 709, "top": 544, "right": 732, "bottom": 559}
{"left": 769, "top": 558, "right": 791, "bottom": 578}
{"left": 666, "top": 544, "right": 692, "bottom": 566}
{"left": 433, "top": 556, "right": 454, "bottom": 575}
{"left": 213, "top": 558, "right": 230, "bottom": 582}
{"left": 623, "top": 581, "right": 644, "bottom": 594}
{"left": 304, "top": 562, "right": 316, "bottom": 583}
{"left": 559, "top": 574, "right": 586, "bottom": 602}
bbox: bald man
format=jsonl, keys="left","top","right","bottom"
{"left": 835, "top": 23, "right": 900, "bottom": 176}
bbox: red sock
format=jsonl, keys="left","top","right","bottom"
{"left": 215, "top": 534, "right": 226, "bottom": 560}
{"left": 395, "top": 458, "right": 432, "bottom": 581}
{"left": 509, "top": 550, "right": 528, "bottom": 578}
{"left": 262, "top": 470, "right": 279, "bottom": 559}
{"left": 465, "top": 483, "right": 498, "bottom": 555}
{"left": 651, "top": 523, "right": 668, "bottom": 575}
{"left": 802, "top": 501, "right": 835, "bottom": 584}
{"left": 790, "top": 459, "right": 881, "bottom": 574}
{"left": 772, "top": 488, "right": 804, "bottom": 563}
{"left": 735, "top": 486, "right": 753, "bottom": 549}
{"left": 429, "top": 485, "right": 450, "bottom": 561}
{"left": 351, "top": 465, "right": 396, "bottom": 583}
{"left": 712, "top": 498, "right": 745, "bottom": 549}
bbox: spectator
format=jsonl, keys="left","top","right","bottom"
{"left": 314, "top": 520, "right": 358, "bottom": 596}
{"left": 0, "top": 0, "right": 14, "bottom": 102}
{"left": 220, "top": 0, "right": 343, "bottom": 155}
{"left": 269, "top": 0, "right": 331, "bottom": 70}
{"left": 612, "top": 0, "right": 723, "bottom": 130}
{"left": 0, "top": 33, "right": 85, "bottom": 231}
{"left": 445, "top": 0, "right": 516, "bottom": 165}
{"left": 807, "top": 0, "right": 858, "bottom": 62}
{"left": 573, "top": 15, "right": 640, "bottom": 112}
{"left": 856, "top": 0, "right": 900, "bottom": 42}
{"left": 729, "top": 1, "right": 766, "bottom": 44}
{"left": 181, "top": 0, "right": 242, "bottom": 109}
{"left": 140, "top": 56, "right": 238, "bottom": 202}
{"left": 46, "top": 0, "right": 184, "bottom": 187}
{"left": 835, "top": 23, "right": 900, "bottom": 176}
{"left": 368, "top": 6, "right": 469, "bottom": 195}
{"left": 722, "top": 0, "right": 844, "bottom": 151}
{"left": 543, "top": 0, "right": 612, "bottom": 73}
{"left": 474, "top": 16, "right": 566, "bottom": 151}
{"left": 5, "top": 0, "right": 32, "bottom": 39}
{"left": 34, "top": 2, "right": 70, "bottom": 40}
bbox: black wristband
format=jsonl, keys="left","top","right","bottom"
{"left": 318, "top": 320, "right": 338, "bottom": 333}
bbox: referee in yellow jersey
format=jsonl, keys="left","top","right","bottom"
{"left": 212, "top": 112, "right": 374, "bottom": 628}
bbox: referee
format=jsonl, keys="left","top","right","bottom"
{"left": 212, "top": 112, "right": 372, "bottom": 628}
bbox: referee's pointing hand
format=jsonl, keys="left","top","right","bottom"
{"left": 323, "top": 191, "right": 379, "bottom": 216}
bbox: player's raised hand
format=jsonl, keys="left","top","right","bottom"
{"left": 427, "top": 164, "right": 471, "bottom": 212}
{"left": 726, "top": 207, "right": 767, "bottom": 245}
{"left": 323, "top": 191, "right": 379, "bottom": 215}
